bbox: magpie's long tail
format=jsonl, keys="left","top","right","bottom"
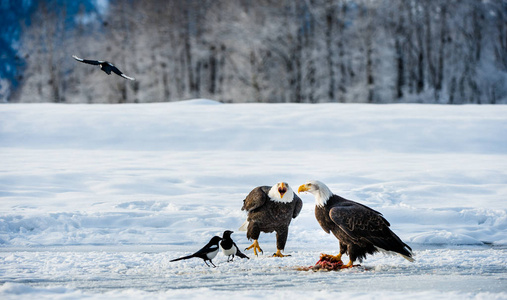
{"left": 236, "top": 250, "right": 250, "bottom": 259}
{"left": 170, "top": 254, "right": 194, "bottom": 262}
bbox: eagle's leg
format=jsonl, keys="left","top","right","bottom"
{"left": 340, "top": 245, "right": 358, "bottom": 268}
{"left": 331, "top": 242, "right": 346, "bottom": 263}
{"left": 245, "top": 223, "right": 263, "bottom": 255}
{"left": 273, "top": 230, "right": 290, "bottom": 257}
{"left": 273, "top": 249, "right": 290, "bottom": 257}
{"left": 245, "top": 240, "right": 263, "bottom": 256}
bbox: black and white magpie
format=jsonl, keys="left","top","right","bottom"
{"left": 220, "top": 230, "right": 249, "bottom": 262}
{"left": 72, "top": 55, "right": 135, "bottom": 80}
{"left": 170, "top": 236, "right": 222, "bottom": 267}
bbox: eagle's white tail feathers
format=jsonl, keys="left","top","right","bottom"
{"left": 375, "top": 246, "right": 415, "bottom": 262}
{"left": 238, "top": 220, "right": 249, "bottom": 231}
{"left": 400, "top": 253, "right": 415, "bottom": 262}
{"left": 401, "top": 246, "right": 415, "bottom": 262}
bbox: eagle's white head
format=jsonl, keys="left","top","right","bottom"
{"left": 298, "top": 180, "right": 333, "bottom": 207}
{"left": 268, "top": 182, "right": 294, "bottom": 203}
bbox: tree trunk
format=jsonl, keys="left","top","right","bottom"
{"left": 325, "top": 0, "right": 335, "bottom": 102}
{"left": 435, "top": 3, "right": 447, "bottom": 101}
{"left": 395, "top": 38, "right": 404, "bottom": 100}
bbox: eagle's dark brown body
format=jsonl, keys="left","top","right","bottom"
{"left": 315, "top": 194, "right": 413, "bottom": 263}
{"left": 242, "top": 185, "right": 303, "bottom": 251}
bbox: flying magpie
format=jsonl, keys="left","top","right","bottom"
{"left": 220, "top": 230, "right": 249, "bottom": 262}
{"left": 170, "top": 236, "right": 222, "bottom": 267}
{"left": 72, "top": 55, "right": 135, "bottom": 80}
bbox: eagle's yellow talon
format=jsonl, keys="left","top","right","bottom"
{"left": 340, "top": 260, "right": 354, "bottom": 269}
{"left": 245, "top": 240, "right": 263, "bottom": 256}
{"left": 273, "top": 249, "right": 290, "bottom": 257}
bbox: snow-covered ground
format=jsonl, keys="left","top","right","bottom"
{"left": 0, "top": 100, "right": 506, "bottom": 299}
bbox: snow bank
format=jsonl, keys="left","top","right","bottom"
{"left": 1, "top": 102, "right": 506, "bottom": 248}
{"left": 2, "top": 102, "right": 506, "bottom": 153}
{"left": 410, "top": 230, "right": 484, "bottom": 245}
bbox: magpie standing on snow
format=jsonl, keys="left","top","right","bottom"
{"left": 220, "top": 230, "right": 249, "bottom": 262}
{"left": 72, "top": 55, "right": 135, "bottom": 80}
{"left": 170, "top": 236, "right": 222, "bottom": 267}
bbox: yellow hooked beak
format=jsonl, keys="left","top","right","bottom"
{"left": 278, "top": 182, "right": 287, "bottom": 198}
{"left": 298, "top": 184, "right": 309, "bottom": 193}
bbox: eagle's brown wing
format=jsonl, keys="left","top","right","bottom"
{"left": 329, "top": 202, "right": 390, "bottom": 244}
{"left": 292, "top": 193, "right": 303, "bottom": 218}
{"left": 329, "top": 201, "right": 413, "bottom": 260}
{"left": 241, "top": 186, "right": 270, "bottom": 212}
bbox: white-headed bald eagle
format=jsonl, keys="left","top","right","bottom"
{"left": 239, "top": 182, "right": 303, "bottom": 257}
{"left": 298, "top": 180, "right": 414, "bottom": 268}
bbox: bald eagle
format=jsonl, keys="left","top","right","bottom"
{"left": 298, "top": 180, "right": 414, "bottom": 268}
{"left": 72, "top": 55, "right": 135, "bottom": 80}
{"left": 239, "top": 182, "right": 303, "bottom": 257}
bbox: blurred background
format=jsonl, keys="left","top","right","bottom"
{"left": 1, "top": 0, "right": 506, "bottom": 104}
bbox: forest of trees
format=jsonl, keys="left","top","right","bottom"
{"left": 7, "top": 0, "right": 507, "bottom": 104}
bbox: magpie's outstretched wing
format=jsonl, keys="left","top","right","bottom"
{"left": 110, "top": 64, "right": 135, "bottom": 80}
{"left": 72, "top": 55, "right": 103, "bottom": 65}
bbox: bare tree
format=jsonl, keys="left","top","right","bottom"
{"left": 18, "top": 1, "right": 68, "bottom": 103}
{"left": 12, "top": 0, "right": 507, "bottom": 104}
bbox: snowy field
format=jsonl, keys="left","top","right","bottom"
{"left": 0, "top": 100, "right": 506, "bottom": 299}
